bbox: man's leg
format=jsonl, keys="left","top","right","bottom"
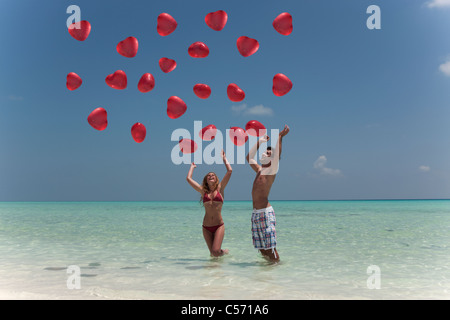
{"left": 261, "top": 206, "right": 279, "bottom": 262}
{"left": 259, "top": 248, "right": 279, "bottom": 262}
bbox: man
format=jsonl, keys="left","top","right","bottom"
{"left": 246, "top": 125, "right": 289, "bottom": 262}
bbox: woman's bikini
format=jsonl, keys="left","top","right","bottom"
{"left": 202, "top": 191, "right": 224, "bottom": 234}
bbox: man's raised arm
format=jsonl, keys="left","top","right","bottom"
{"left": 246, "top": 135, "right": 269, "bottom": 173}
{"left": 274, "top": 125, "right": 290, "bottom": 160}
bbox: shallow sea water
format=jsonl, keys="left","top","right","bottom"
{"left": 0, "top": 200, "right": 449, "bottom": 299}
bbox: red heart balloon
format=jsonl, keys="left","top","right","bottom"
{"left": 272, "top": 73, "right": 292, "bottom": 96}
{"left": 87, "top": 108, "right": 108, "bottom": 131}
{"left": 227, "top": 83, "right": 245, "bottom": 102}
{"left": 245, "top": 120, "right": 266, "bottom": 137}
{"left": 199, "top": 124, "right": 217, "bottom": 141}
{"left": 229, "top": 127, "right": 248, "bottom": 146}
{"left": 193, "top": 84, "right": 211, "bottom": 99}
{"left": 159, "top": 57, "right": 177, "bottom": 73}
{"left": 131, "top": 123, "right": 146, "bottom": 143}
{"left": 66, "top": 72, "right": 82, "bottom": 91}
{"left": 205, "top": 10, "right": 228, "bottom": 31}
{"left": 116, "top": 36, "right": 138, "bottom": 58}
{"left": 179, "top": 139, "right": 198, "bottom": 154}
{"left": 105, "top": 70, "right": 127, "bottom": 90}
{"left": 68, "top": 20, "right": 91, "bottom": 41}
{"left": 236, "top": 36, "right": 259, "bottom": 57}
{"left": 273, "top": 12, "right": 293, "bottom": 36}
{"left": 138, "top": 73, "right": 155, "bottom": 93}
{"left": 188, "top": 42, "right": 209, "bottom": 58}
{"left": 167, "top": 96, "right": 187, "bottom": 119}
{"left": 157, "top": 13, "right": 177, "bottom": 36}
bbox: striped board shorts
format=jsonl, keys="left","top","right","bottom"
{"left": 251, "top": 206, "right": 277, "bottom": 250}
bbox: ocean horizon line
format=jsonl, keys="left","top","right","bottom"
{"left": 0, "top": 198, "right": 449, "bottom": 203}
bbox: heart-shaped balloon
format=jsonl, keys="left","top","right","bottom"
{"left": 159, "top": 57, "right": 177, "bottom": 73}
{"left": 179, "top": 139, "right": 198, "bottom": 154}
{"left": 66, "top": 72, "right": 82, "bottom": 91}
{"left": 272, "top": 73, "right": 292, "bottom": 96}
{"left": 229, "top": 127, "right": 248, "bottom": 146}
{"left": 199, "top": 124, "right": 217, "bottom": 141}
{"left": 245, "top": 120, "right": 266, "bottom": 137}
{"left": 138, "top": 73, "right": 155, "bottom": 93}
{"left": 236, "top": 36, "right": 259, "bottom": 57}
{"left": 68, "top": 20, "right": 91, "bottom": 41}
{"left": 157, "top": 13, "right": 177, "bottom": 36}
{"left": 87, "top": 107, "right": 108, "bottom": 131}
{"left": 273, "top": 12, "right": 293, "bottom": 36}
{"left": 227, "top": 83, "right": 245, "bottom": 102}
{"left": 116, "top": 36, "right": 138, "bottom": 58}
{"left": 205, "top": 10, "right": 228, "bottom": 31}
{"left": 193, "top": 84, "right": 211, "bottom": 99}
{"left": 105, "top": 70, "right": 127, "bottom": 90}
{"left": 188, "top": 42, "right": 209, "bottom": 58}
{"left": 131, "top": 123, "right": 146, "bottom": 143}
{"left": 167, "top": 96, "right": 187, "bottom": 119}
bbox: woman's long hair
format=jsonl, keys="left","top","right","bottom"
{"left": 200, "top": 172, "right": 220, "bottom": 205}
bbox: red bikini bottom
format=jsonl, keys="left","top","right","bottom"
{"left": 202, "top": 223, "right": 224, "bottom": 234}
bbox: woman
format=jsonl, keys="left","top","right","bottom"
{"left": 186, "top": 151, "right": 232, "bottom": 257}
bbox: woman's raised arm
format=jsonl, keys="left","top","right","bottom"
{"left": 219, "top": 150, "right": 232, "bottom": 191}
{"left": 186, "top": 162, "right": 203, "bottom": 193}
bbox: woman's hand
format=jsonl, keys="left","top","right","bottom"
{"left": 221, "top": 150, "right": 227, "bottom": 161}
{"left": 220, "top": 150, "right": 232, "bottom": 190}
{"left": 187, "top": 162, "right": 202, "bottom": 193}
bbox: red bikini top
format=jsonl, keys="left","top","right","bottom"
{"left": 203, "top": 191, "right": 224, "bottom": 203}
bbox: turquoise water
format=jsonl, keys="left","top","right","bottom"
{"left": 0, "top": 200, "right": 449, "bottom": 299}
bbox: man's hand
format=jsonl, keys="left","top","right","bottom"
{"left": 279, "top": 125, "right": 290, "bottom": 138}
{"left": 259, "top": 135, "right": 270, "bottom": 143}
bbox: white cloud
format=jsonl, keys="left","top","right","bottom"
{"left": 231, "top": 104, "right": 247, "bottom": 115}
{"left": 313, "top": 155, "right": 343, "bottom": 176}
{"left": 246, "top": 105, "right": 274, "bottom": 116}
{"left": 419, "top": 165, "right": 431, "bottom": 172}
{"left": 231, "top": 103, "right": 273, "bottom": 116}
{"left": 427, "top": 0, "right": 450, "bottom": 8}
{"left": 439, "top": 60, "right": 450, "bottom": 76}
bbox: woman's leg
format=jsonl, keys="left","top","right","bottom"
{"left": 211, "top": 225, "right": 228, "bottom": 257}
{"left": 202, "top": 227, "right": 214, "bottom": 255}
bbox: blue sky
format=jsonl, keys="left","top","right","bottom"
{"left": 0, "top": 0, "right": 449, "bottom": 201}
